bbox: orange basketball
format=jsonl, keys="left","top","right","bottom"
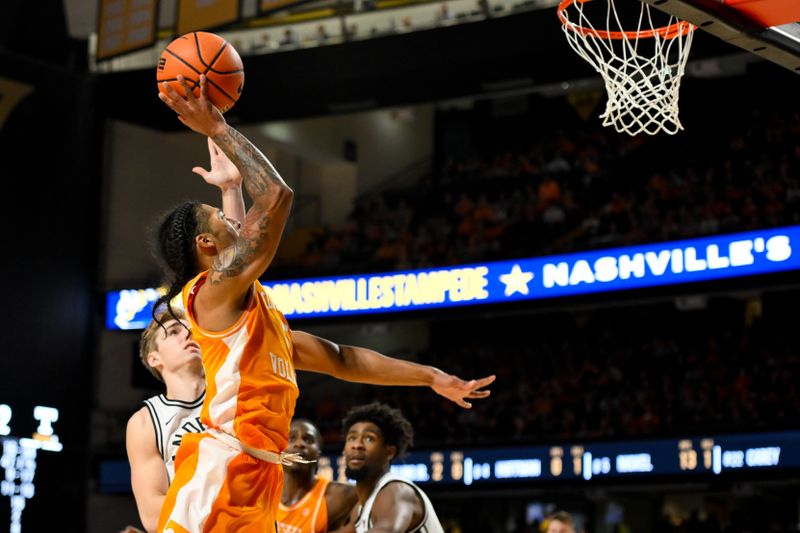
{"left": 157, "top": 32, "right": 244, "bottom": 113}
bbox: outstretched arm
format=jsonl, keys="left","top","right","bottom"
{"left": 159, "top": 75, "right": 293, "bottom": 327}
{"left": 292, "top": 331, "right": 495, "bottom": 409}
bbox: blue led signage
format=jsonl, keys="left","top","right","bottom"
{"left": 107, "top": 227, "right": 800, "bottom": 329}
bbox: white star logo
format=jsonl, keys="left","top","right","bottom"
{"left": 499, "top": 264, "right": 534, "bottom": 297}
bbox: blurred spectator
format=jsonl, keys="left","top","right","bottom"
{"left": 280, "top": 28, "right": 298, "bottom": 47}
{"left": 436, "top": 3, "right": 453, "bottom": 24}
{"left": 256, "top": 33, "right": 278, "bottom": 51}
{"left": 315, "top": 24, "right": 330, "bottom": 42}
{"left": 544, "top": 511, "right": 577, "bottom": 533}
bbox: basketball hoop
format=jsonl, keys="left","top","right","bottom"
{"left": 558, "top": 0, "right": 695, "bottom": 135}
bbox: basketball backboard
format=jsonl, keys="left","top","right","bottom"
{"left": 643, "top": 0, "right": 800, "bottom": 72}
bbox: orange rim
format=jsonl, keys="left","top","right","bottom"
{"left": 557, "top": 0, "right": 694, "bottom": 40}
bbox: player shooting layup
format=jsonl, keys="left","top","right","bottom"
{"left": 154, "top": 75, "right": 494, "bottom": 532}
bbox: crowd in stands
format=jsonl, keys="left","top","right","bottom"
{"left": 295, "top": 293, "right": 800, "bottom": 448}
{"left": 274, "top": 96, "right": 800, "bottom": 278}
{"left": 285, "top": 88, "right": 800, "bottom": 449}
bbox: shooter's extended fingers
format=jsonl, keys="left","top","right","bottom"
{"left": 177, "top": 75, "right": 196, "bottom": 101}
{"left": 199, "top": 74, "right": 209, "bottom": 101}
{"left": 160, "top": 81, "right": 185, "bottom": 105}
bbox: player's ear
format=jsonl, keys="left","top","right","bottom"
{"left": 385, "top": 444, "right": 397, "bottom": 463}
{"left": 146, "top": 351, "right": 161, "bottom": 370}
{"left": 195, "top": 233, "right": 217, "bottom": 254}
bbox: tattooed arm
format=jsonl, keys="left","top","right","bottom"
{"left": 159, "top": 75, "right": 293, "bottom": 328}
{"left": 205, "top": 123, "right": 293, "bottom": 282}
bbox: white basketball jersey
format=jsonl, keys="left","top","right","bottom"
{"left": 355, "top": 472, "right": 445, "bottom": 533}
{"left": 142, "top": 392, "right": 206, "bottom": 482}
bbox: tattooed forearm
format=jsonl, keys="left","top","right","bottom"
{"left": 211, "top": 125, "right": 290, "bottom": 201}
{"left": 205, "top": 126, "right": 292, "bottom": 282}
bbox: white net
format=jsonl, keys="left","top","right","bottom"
{"left": 558, "top": 0, "right": 695, "bottom": 136}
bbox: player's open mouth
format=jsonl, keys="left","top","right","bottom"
{"left": 184, "top": 341, "right": 201, "bottom": 352}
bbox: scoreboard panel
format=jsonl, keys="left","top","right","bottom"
{"left": 315, "top": 431, "right": 800, "bottom": 486}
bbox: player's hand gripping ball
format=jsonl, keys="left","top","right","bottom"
{"left": 157, "top": 31, "right": 244, "bottom": 113}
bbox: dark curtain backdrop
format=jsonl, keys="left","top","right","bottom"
{"left": 0, "top": 48, "right": 101, "bottom": 532}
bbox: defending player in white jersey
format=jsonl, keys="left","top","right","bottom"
{"left": 342, "top": 403, "right": 445, "bottom": 533}
{"left": 125, "top": 309, "right": 206, "bottom": 533}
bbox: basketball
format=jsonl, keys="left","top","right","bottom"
{"left": 157, "top": 32, "right": 244, "bottom": 113}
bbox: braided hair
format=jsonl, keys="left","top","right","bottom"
{"left": 151, "top": 201, "right": 209, "bottom": 328}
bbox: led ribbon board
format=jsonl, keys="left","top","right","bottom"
{"left": 98, "top": 429, "right": 800, "bottom": 493}
{"left": 318, "top": 430, "right": 800, "bottom": 486}
{"left": 107, "top": 226, "right": 800, "bottom": 329}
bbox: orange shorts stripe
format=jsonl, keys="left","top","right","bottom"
{"left": 158, "top": 433, "right": 284, "bottom": 533}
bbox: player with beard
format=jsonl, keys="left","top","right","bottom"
{"left": 277, "top": 419, "right": 357, "bottom": 533}
{"left": 342, "top": 403, "right": 444, "bottom": 533}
